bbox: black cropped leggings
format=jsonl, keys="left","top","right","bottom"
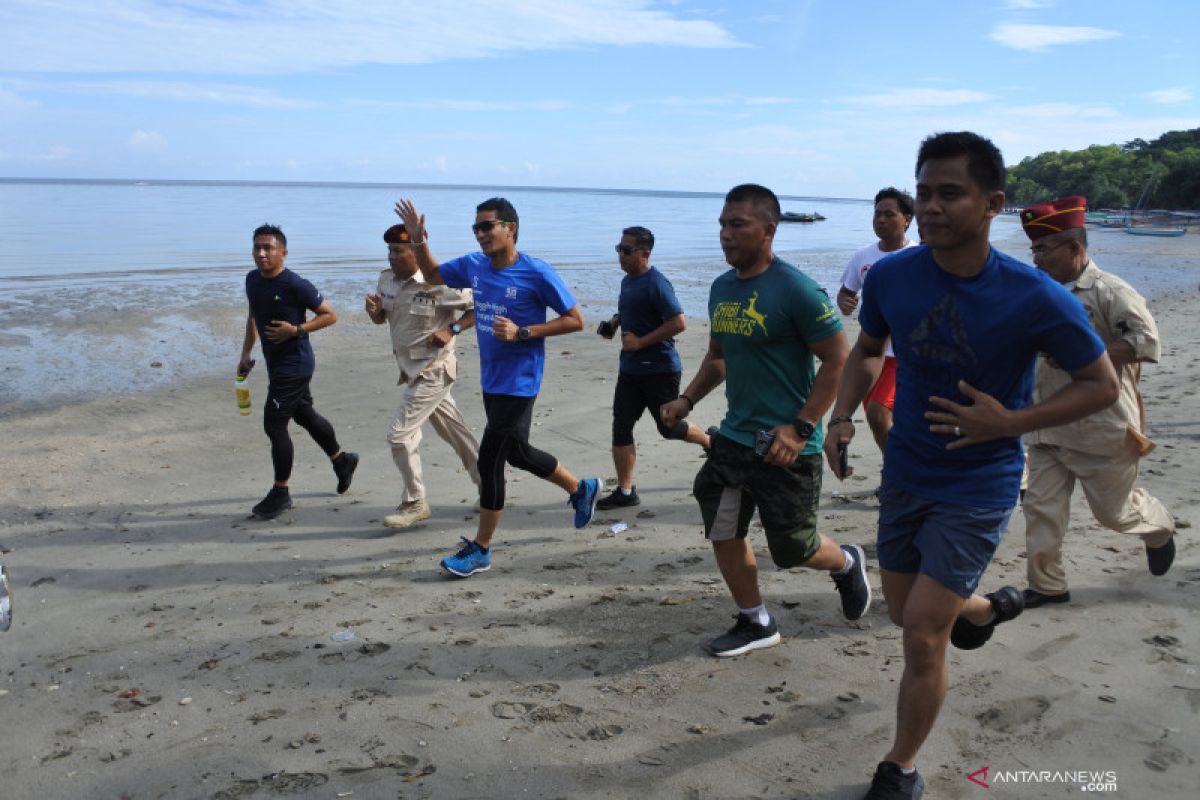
{"left": 263, "top": 376, "right": 340, "bottom": 483}
{"left": 478, "top": 392, "right": 558, "bottom": 511}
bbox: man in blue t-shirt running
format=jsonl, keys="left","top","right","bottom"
{"left": 395, "top": 197, "right": 602, "bottom": 579}
{"left": 238, "top": 224, "right": 358, "bottom": 520}
{"left": 824, "top": 132, "right": 1118, "bottom": 800}
{"left": 595, "top": 225, "right": 710, "bottom": 509}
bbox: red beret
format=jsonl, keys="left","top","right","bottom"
{"left": 1021, "top": 196, "right": 1086, "bottom": 241}
{"left": 383, "top": 224, "right": 420, "bottom": 244}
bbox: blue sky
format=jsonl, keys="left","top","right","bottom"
{"left": 1, "top": 0, "right": 1197, "bottom": 197}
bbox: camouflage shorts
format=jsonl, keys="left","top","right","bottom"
{"left": 693, "top": 433, "right": 823, "bottom": 568}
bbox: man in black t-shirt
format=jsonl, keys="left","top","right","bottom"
{"left": 238, "top": 224, "right": 358, "bottom": 518}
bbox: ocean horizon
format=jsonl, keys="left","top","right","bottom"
{"left": 0, "top": 178, "right": 1195, "bottom": 413}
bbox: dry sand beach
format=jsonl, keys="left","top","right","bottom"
{"left": 1, "top": 254, "right": 1198, "bottom": 798}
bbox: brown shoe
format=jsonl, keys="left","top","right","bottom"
{"left": 384, "top": 499, "right": 432, "bottom": 529}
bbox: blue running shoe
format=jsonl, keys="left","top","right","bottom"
{"left": 440, "top": 537, "right": 491, "bottom": 578}
{"left": 570, "top": 477, "right": 602, "bottom": 529}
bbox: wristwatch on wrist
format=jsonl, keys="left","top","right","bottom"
{"left": 295, "top": 324, "right": 309, "bottom": 340}
{"left": 517, "top": 326, "right": 532, "bottom": 342}
{"left": 449, "top": 322, "right": 462, "bottom": 335}
{"left": 792, "top": 418, "right": 815, "bottom": 439}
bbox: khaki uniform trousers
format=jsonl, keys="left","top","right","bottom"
{"left": 388, "top": 364, "right": 480, "bottom": 504}
{"left": 1024, "top": 443, "right": 1174, "bottom": 594}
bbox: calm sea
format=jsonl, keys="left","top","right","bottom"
{"left": 0, "top": 179, "right": 1194, "bottom": 411}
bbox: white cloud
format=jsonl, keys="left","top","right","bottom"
{"left": 434, "top": 155, "right": 447, "bottom": 172}
{"left": 0, "top": 83, "right": 39, "bottom": 110}
{"left": 844, "top": 89, "right": 992, "bottom": 109}
{"left": 0, "top": 0, "right": 741, "bottom": 75}
{"left": 33, "top": 80, "right": 316, "bottom": 109}
{"left": 1004, "top": 0, "right": 1055, "bottom": 8}
{"left": 31, "top": 145, "right": 75, "bottom": 161}
{"left": 1145, "top": 87, "right": 1192, "bottom": 104}
{"left": 128, "top": 130, "right": 166, "bottom": 154}
{"left": 350, "top": 98, "right": 570, "bottom": 113}
{"left": 989, "top": 23, "right": 1120, "bottom": 51}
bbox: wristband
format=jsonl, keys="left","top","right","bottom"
{"left": 829, "top": 414, "right": 853, "bottom": 426}
{"left": 679, "top": 394, "right": 696, "bottom": 410}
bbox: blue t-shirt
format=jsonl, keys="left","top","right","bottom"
{"left": 859, "top": 245, "right": 1105, "bottom": 508}
{"left": 618, "top": 266, "right": 684, "bottom": 375}
{"left": 708, "top": 257, "right": 842, "bottom": 454}
{"left": 439, "top": 252, "right": 577, "bottom": 396}
{"left": 245, "top": 268, "right": 323, "bottom": 378}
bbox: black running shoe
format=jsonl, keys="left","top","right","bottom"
{"left": 596, "top": 486, "right": 640, "bottom": 510}
{"left": 831, "top": 543, "right": 871, "bottom": 620}
{"left": 334, "top": 451, "right": 359, "bottom": 495}
{"left": 950, "top": 585, "right": 1024, "bottom": 650}
{"left": 708, "top": 613, "right": 780, "bottom": 657}
{"left": 1022, "top": 588, "right": 1070, "bottom": 608}
{"left": 252, "top": 486, "right": 293, "bottom": 519}
{"left": 864, "top": 761, "right": 924, "bottom": 799}
{"left": 1146, "top": 536, "right": 1175, "bottom": 576}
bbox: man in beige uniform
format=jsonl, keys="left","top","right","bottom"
{"left": 366, "top": 224, "right": 481, "bottom": 529}
{"left": 1020, "top": 195, "right": 1176, "bottom": 607}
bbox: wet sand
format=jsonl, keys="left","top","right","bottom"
{"left": 0, "top": 259, "right": 1197, "bottom": 798}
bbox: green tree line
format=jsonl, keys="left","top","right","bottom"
{"left": 1006, "top": 127, "right": 1200, "bottom": 210}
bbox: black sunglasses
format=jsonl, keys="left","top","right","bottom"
{"left": 472, "top": 220, "right": 511, "bottom": 234}
{"left": 615, "top": 245, "right": 645, "bottom": 256}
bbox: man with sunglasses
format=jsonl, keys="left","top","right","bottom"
{"left": 365, "top": 223, "right": 480, "bottom": 530}
{"left": 1019, "top": 196, "right": 1175, "bottom": 608}
{"left": 595, "top": 226, "right": 711, "bottom": 509}
{"left": 395, "top": 197, "right": 602, "bottom": 578}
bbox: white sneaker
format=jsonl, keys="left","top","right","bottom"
{"left": 383, "top": 499, "right": 432, "bottom": 529}
{"left": 0, "top": 563, "right": 12, "bottom": 632}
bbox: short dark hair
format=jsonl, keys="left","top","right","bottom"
{"left": 253, "top": 223, "right": 287, "bottom": 246}
{"left": 724, "top": 183, "right": 780, "bottom": 224}
{"left": 477, "top": 197, "right": 519, "bottom": 242}
{"left": 874, "top": 187, "right": 914, "bottom": 217}
{"left": 915, "top": 132, "right": 1006, "bottom": 193}
{"left": 622, "top": 226, "right": 655, "bottom": 252}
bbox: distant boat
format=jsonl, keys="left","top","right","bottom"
{"left": 1124, "top": 225, "right": 1186, "bottom": 237}
{"left": 780, "top": 211, "right": 826, "bottom": 223}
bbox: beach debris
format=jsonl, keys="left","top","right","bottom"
{"left": 116, "top": 688, "right": 141, "bottom": 699}
{"left": 1099, "top": 695, "right": 1117, "bottom": 703}
{"left": 637, "top": 755, "right": 665, "bottom": 766}
{"left": 331, "top": 629, "right": 356, "bottom": 642}
{"left": 178, "top": 697, "right": 192, "bottom": 705}
{"left": 837, "top": 691, "right": 861, "bottom": 702}
{"left": 743, "top": 713, "right": 774, "bottom": 726}
{"left": 609, "top": 522, "right": 628, "bottom": 534}
{"left": 150, "top": 361, "right": 162, "bottom": 368}
{"left": 248, "top": 708, "right": 286, "bottom": 724}
{"left": 30, "top": 575, "right": 55, "bottom": 587}
{"left": 586, "top": 724, "right": 624, "bottom": 740}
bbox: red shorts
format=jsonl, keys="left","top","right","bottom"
{"left": 863, "top": 356, "right": 897, "bottom": 412}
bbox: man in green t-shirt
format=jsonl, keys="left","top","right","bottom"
{"left": 661, "top": 184, "right": 872, "bottom": 657}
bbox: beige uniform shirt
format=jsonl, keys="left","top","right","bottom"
{"left": 376, "top": 270, "right": 472, "bottom": 382}
{"left": 1027, "top": 259, "right": 1159, "bottom": 454}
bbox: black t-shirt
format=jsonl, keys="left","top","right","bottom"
{"left": 245, "top": 268, "right": 322, "bottom": 377}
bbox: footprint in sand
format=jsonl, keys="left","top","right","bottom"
{"left": 975, "top": 696, "right": 1051, "bottom": 733}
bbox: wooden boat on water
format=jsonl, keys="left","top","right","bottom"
{"left": 1124, "top": 224, "right": 1186, "bottom": 237}
{"left": 780, "top": 211, "right": 826, "bottom": 223}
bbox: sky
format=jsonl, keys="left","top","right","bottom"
{"left": 1, "top": 0, "right": 1198, "bottom": 198}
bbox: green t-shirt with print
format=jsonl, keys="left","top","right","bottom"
{"left": 708, "top": 256, "right": 842, "bottom": 454}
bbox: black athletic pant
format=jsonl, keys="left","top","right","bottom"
{"left": 263, "top": 375, "right": 340, "bottom": 483}
{"left": 478, "top": 392, "right": 558, "bottom": 511}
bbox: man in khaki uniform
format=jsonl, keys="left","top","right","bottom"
{"left": 1020, "top": 195, "right": 1176, "bottom": 607}
{"left": 366, "top": 224, "right": 481, "bottom": 529}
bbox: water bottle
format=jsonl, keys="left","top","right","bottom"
{"left": 0, "top": 563, "right": 11, "bottom": 632}
{"left": 235, "top": 375, "right": 252, "bottom": 416}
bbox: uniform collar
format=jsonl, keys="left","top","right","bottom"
{"left": 1072, "top": 258, "right": 1100, "bottom": 290}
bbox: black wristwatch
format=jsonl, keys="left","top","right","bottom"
{"left": 295, "top": 325, "right": 309, "bottom": 340}
{"left": 792, "top": 418, "right": 815, "bottom": 439}
{"left": 450, "top": 322, "right": 462, "bottom": 335}
{"left": 517, "top": 326, "right": 532, "bottom": 342}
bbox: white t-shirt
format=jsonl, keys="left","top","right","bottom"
{"left": 840, "top": 239, "right": 918, "bottom": 358}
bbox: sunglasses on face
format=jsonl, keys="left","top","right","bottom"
{"left": 471, "top": 220, "right": 511, "bottom": 234}
{"left": 615, "top": 245, "right": 644, "bottom": 256}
